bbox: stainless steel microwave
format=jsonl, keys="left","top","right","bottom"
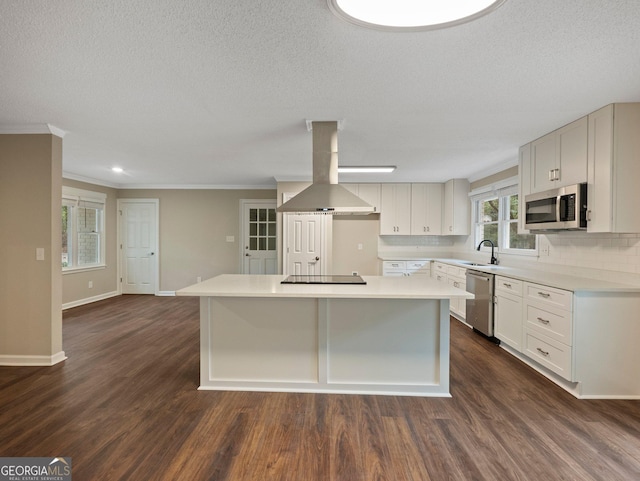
{"left": 525, "top": 183, "right": 587, "bottom": 231}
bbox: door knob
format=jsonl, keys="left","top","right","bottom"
{"left": 245, "top": 253, "right": 251, "bottom": 257}
{"left": 315, "top": 256, "right": 320, "bottom": 261}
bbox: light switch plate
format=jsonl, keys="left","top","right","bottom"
{"left": 226, "top": 236, "right": 235, "bottom": 242}
{"left": 36, "top": 248, "right": 45, "bottom": 261}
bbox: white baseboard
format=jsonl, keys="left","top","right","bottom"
{"left": 156, "top": 291, "right": 176, "bottom": 296}
{"left": 62, "top": 290, "right": 119, "bottom": 310}
{"left": 0, "top": 351, "right": 67, "bottom": 366}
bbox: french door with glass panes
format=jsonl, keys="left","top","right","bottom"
{"left": 242, "top": 201, "right": 277, "bottom": 274}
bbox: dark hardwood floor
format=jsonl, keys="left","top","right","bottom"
{"left": 1, "top": 295, "right": 639, "bottom": 480}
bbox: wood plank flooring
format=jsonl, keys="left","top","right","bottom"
{"left": 1, "top": 294, "right": 639, "bottom": 480}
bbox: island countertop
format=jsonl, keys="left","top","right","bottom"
{"left": 176, "top": 274, "right": 474, "bottom": 300}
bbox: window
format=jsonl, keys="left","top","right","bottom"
{"left": 248, "top": 207, "right": 277, "bottom": 252}
{"left": 62, "top": 187, "right": 106, "bottom": 270}
{"left": 472, "top": 182, "right": 536, "bottom": 255}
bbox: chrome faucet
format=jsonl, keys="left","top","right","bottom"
{"left": 477, "top": 239, "right": 498, "bottom": 265}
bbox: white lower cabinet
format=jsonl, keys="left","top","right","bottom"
{"left": 522, "top": 282, "right": 573, "bottom": 379}
{"left": 446, "top": 265, "right": 466, "bottom": 319}
{"left": 382, "top": 261, "right": 406, "bottom": 277}
{"left": 382, "top": 260, "right": 430, "bottom": 277}
{"left": 494, "top": 276, "right": 524, "bottom": 351}
{"left": 468, "top": 269, "right": 640, "bottom": 399}
{"left": 432, "top": 262, "right": 466, "bottom": 319}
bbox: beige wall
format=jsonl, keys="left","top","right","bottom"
{"left": 0, "top": 134, "right": 63, "bottom": 361}
{"left": 61, "top": 179, "right": 119, "bottom": 306}
{"left": 332, "top": 216, "right": 380, "bottom": 275}
{"left": 118, "top": 189, "right": 276, "bottom": 291}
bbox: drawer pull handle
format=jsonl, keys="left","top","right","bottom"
{"left": 537, "top": 347, "right": 550, "bottom": 356}
{"left": 503, "top": 283, "right": 512, "bottom": 288}
{"left": 537, "top": 292, "right": 551, "bottom": 298}
{"left": 537, "top": 317, "right": 550, "bottom": 325}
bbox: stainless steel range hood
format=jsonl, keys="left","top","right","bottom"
{"left": 277, "top": 121, "right": 375, "bottom": 215}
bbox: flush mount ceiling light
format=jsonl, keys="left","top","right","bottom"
{"left": 338, "top": 166, "right": 396, "bottom": 173}
{"left": 327, "top": 0, "right": 507, "bottom": 31}
{"left": 111, "top": 167, "right": 124, "bottom": 173}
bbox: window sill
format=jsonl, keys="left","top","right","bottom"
{"left": 63, "top": 265, "right": 106, "bottom": 275}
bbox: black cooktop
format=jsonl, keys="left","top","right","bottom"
{"left": 281, "top": 275, "right": 366, "bottom": 285}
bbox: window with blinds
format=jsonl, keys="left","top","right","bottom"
{"left": 62, "top": 187, "right": 106, "bottom": 270}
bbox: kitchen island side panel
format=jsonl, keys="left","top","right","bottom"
{"left": 326, "top": 298, "right": 442, "bottom": 385}
{"left": 198, "top": 296, "right": 450, "bottom": 396}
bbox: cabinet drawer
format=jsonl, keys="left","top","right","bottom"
{"left": 524, "top": 283, "right": 573, "bottom": 311}
{"left": 406, "top": 260, "right": 430, "bottom": 275}
{"left": 434, "top": 273, "right": 447, "bottom": 283}
{"left": 446, "top": 265, "right": 466, "bottom": 279}
{"left": 524, "top": 331, "right": 572, "bottom": 380}
{"left": 383, "top": 261, "right": 406, "bottom": 272}
{"left": 495, "top": 276, "right": 523, "bottom": 296}
{"left": 433, "top": 262, "right": 447, "bottom": 273}
{"left": 525, "top": 304, "right": 572, "bottom": 346}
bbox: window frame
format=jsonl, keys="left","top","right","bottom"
{"left": 471, "top": 180, "right": 537, "bottom": 257}
{"left": 62, "top": 187, "right": 107, "bottom": 272}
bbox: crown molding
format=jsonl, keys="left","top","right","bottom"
{"left": 467, "top": 157, "right": 518, "bottom": 183}
{"left": 62, "top": 172, "right": 121, "bottom": 189}
{"left": 0, "top": 123, "right": 66, "bottom": 137}
{"left": 116, "top": 183, "right": 277, "bottom": 190}
{"left": 63, "top": 172, "right": 276, "bottom": 190}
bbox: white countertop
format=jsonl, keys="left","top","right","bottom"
{"left": 379, "top": 255, "right": 640, "bottom": 293}
{"left": 176, "top": 274, "right": 474, "bottom": 299}
{"left": 458, "top": 263, "right": 640, "bottom": 293}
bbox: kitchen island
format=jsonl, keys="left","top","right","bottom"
{"left": 177, "top": 274, "right": 472, "bottom": 397}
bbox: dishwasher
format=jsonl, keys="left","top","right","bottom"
{"left": 465, "top": 270, "right": 498, "bottom": 342}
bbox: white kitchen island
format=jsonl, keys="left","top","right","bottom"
{"left": 176, "top": 274, "right": 472, "bottom": 397}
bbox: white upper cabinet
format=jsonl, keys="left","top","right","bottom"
{"left": 442, "top": 179, "right": 470, "bottom": 235}
{"left": 380, "top": 184, "right": 412, "bottom": 235}
{"left": 344, "top": 184, "right": 381, "bottom": 212}
{"left": 410, "top": 183, "right": 443, "bottom": 235}
{"left": 587, "top": 103, "right": 640, "bottom": 233}
{"left": 531, "top": 116, "right": 588, "bottom": 193}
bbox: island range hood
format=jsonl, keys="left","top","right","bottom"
{"left": 277, "top": 121, "right": 375, "bottom": 215}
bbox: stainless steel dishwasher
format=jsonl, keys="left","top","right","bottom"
{"left": 465, "top": 270, "right": 497, "bottom": 341}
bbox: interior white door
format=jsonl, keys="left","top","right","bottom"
{"left": 285, "top": 214, "right": 324, "bottom": 275}
{"left": 242, "top": 202, "right": 277, "bottom": 274}
{"left": 120, "top": 200, "right": 158, "bottom": 294}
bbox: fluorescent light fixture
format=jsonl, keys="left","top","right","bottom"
{"left": 111, "top": 167, "right": 124, "bottom": 173}
{"left": 328, "top": 0, "right": 507, "bottom": 31}
{"left": 338, "top": 166, "right": 396, "bottom": 173}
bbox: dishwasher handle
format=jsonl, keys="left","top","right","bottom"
{"left": 466, "top": 271, "right": 492, "bottom": 281}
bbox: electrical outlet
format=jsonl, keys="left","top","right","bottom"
{"left": 197, "top": 276, "right": 202, "bottom": 283}
{"left": 540, "top": 243, "right": 550, "bottom": 256}
{"left": 357, "top": 243, "right": 363, "bottom": 250}
{"left": 352, "top": 271, "right": 359, "bottom": 276}
{"left": 88, "top": 281, "right": 93, "bottom": 288}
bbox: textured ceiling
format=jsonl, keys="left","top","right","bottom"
{"left": 1, "top": 0, "right": 639, "bottom": 187}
